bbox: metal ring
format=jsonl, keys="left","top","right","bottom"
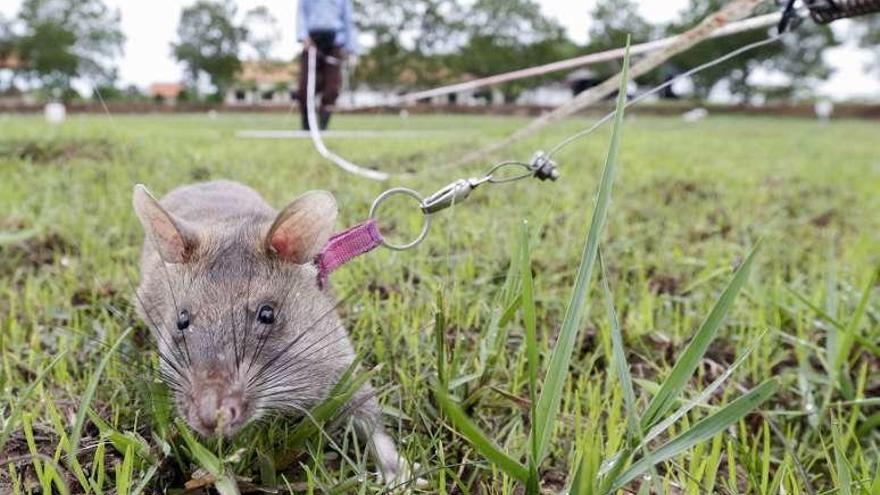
{"left": 369, "top": 187, "right": 432, "bottom": 251}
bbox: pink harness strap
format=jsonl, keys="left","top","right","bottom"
{"left": 315, "top": 219, "right": 383, "bottom": 288}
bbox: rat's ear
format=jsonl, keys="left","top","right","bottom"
{"left": 267, "top": 190, "right": 337, "bottom": 264}
{"left": 133, "top": 184, "right": 198, "bottom": 264}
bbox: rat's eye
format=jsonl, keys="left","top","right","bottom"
{"left": 258, "top": 305, "right": 276, "bottom": 325}
{"left": 177, "top": 310, "right": 191, "bottom": 331}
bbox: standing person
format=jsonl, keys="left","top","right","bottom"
{"left": 297, "top": 0, "right": 358, "bottom": 131}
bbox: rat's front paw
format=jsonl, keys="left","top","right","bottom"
{"left": 378, "top": 459, "right": 428, "bottom": 491}
{"left": 372, "top": 431, "right": 428, "bottom": 490}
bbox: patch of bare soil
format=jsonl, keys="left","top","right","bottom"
{"left": 646, "top": 178, "right": 719, "bottom": 206}
{"left": 0, "top": 138, "right": 119, "bottom": 164}
{"left": 0, "top": 227, "right": 76, "bottom": 277}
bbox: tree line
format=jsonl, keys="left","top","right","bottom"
{"left": 0, "top": 0, "right": 876, "bottom": 103}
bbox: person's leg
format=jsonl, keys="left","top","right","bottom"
{"left": 319, "top": 46, "right": 343, "bottom": 130}
{"left": 298, "top": 48, "right": 311, "bottom": 131}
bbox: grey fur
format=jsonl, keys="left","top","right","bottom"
{"left": 133, "top": 180, "right": 403, "bottom": 480}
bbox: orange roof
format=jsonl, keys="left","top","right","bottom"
{"left": 236, "top": 60, "right": 298, "bottom": 85}
{"left": 0, "top": 52, "right": 24, "bottom": 69}
{"left": 149, "top": 82, "right": 184, "bottom": 98}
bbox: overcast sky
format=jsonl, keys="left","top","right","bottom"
{"left": 2, "top": 0, "right": 877, "bottom": 100}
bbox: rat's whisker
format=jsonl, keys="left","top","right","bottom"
{"left": 246, "top": 313, "right": 348, "bottom": 389}
{"left": 158, "top": 260, "right": 200, "bottom": 370}
{"left": 253, "top": 385, "right": 315, "bottom": 401}
{"left": 245, "top": 292, "right": 352, "bottom": 385}
{"left": 252, "top": 346, "right": 355, "bottom": 397}
{"left": 248, "top": 320, "right": 356, "bottom": 391}
{"left": 238, "top": 261, "right": 258, "bottom": 369}
{"left": 229, "top": 293, "right": 241, "bottom": 373}
{"left": 244, "top": 274, "right": 303, "bottom": 371}
{"left": 124, "top": 270, "right": 192, "bottom": 370}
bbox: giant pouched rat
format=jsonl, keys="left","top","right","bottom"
{"left": 132, "top": 180, "right": 404, "bottom": 481}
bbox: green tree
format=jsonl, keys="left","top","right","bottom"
{"left": 353, "top": 0, "right": 465, "bottom": 87}
{"left": 452, "top": 0, "right": 577, "bottom": 101}
{"left": 172, "top": 0, "right": 247, "bottom": 96}
{"left": 583, "top": 0, "right": 666, "bottom": 86}
{"left": 354, "top": 0, "right": 576, "bottom": 97}
{"left": 243, "top": 6, "right": 280, "bottom": 61}
{"left": 587, "top": 0, "right": 653, "bottom": 51}
{"left": 354, "top": 0, "right": 464, "bottom": 52}
{"left": 12, "top": 0, "right": 124, "bottom": 96}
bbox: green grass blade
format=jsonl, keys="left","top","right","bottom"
{"left": 175, "top": 420, "right": 241, "bottom": 494}
{"left": 824, "top": 241, "right": 839, "bottom": 374}
{"left": 0, "top": 352, "right": 66, "bottom": 453}
{"left": 520, "top": 221, "right": 540, "bottom": 492}
{"left": 520, "top": 223, "right": 538, "bottom": 450}
{"left": 435, "top": 290, "right": 449, "bottom": 390}
{"left": 831, "top": 420, "right": 852, "bottom": 495}
{"left": 639, "top": 329, "right": 768, "bottom": 447}
{"left": 115, "top": 444, "right": 134, "bottom": 495}
{"left": 835, "top": 267, "right": 878, "bottom": 374}
{"left": 69, "top": 327, "right": 133, "bottom": 465}
{"left": 87, "top": 410, "right": 155, "bottom": 463}
{"left": 288, "top": 365, "right": 378, "bottom": 449}
{"left": 434, "top": 388, "right": 529, "bottom": 482}
{"left": 130, "top": 462, "right": 161, "bottom": 495}
{"left": 611, "top": 379, "right": 777, "bottom": 492}
{"left": 869, "top": 463, "right": 880, "bottom": 495}
{"left": 785, "top": 286, "right": 846, "bottom": 332}
{"left": 531, "top": 40, "right": 632, "bottom": 465}
{"left": 640, "top": 244, "right": 760, "bottom": 431}
{"left": 174, "top": 418, "right": 224, "bottom": 475}
{"left": 0, "top": 229, "right": 38, "bottom": 245}
{"left": 599, "top": 251, "right": 638, "bottom": 437}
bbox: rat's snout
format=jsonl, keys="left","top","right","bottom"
{"left": 188, "top": 385, "right": 246, "bottom": 437}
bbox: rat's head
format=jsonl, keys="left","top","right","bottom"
{"left": 133, "top": 185, "right": 339, "bottom": 437}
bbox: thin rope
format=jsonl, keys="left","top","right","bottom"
{"left": 304, "top": 46, "right": 390, "bottom": 181}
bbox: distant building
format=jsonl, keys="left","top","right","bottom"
{"left": 149, "top": 82, "right": 184, "bottom": 105}
{"left": 225, "top": 61, "right": 298, "bottom": 106}
{"left": 0, "top": 52, "right": 28, "bottom": 104}
{"left": 0, "top": 51, "right": 25, "bottom": 70}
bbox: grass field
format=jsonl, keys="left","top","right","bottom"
{"left": 0, "top": 112, "right": 878, "bottom": 494}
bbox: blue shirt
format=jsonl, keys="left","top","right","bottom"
{"left": 297, "top": 0, "right": 359, "bottom": 54}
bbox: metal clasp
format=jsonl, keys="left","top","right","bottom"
{"left": 420, "top": 177, "right": 490, "bottom": 214}
{"left": 529, "top": 151, "right": 560, "bottom": 181}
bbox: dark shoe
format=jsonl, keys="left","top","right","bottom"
{"left": 319, "top": 111, "right": 331, "bottom": 130}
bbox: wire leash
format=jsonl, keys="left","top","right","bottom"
{"left": 87, "top": 29, "right": 786, "bottom": 254}
{"left": 90, "top": 8, "right": 797, "bottom": 255}
{"left": 361, "top": 32, "right": 785, "bottom": 251}
{"left": 544, "top": 33, "right": 785, "bottom": 160}
{"left": 298, "top": 14, "right": 788, "bottom": 184}
{"left": 368, "top": 152, "right": 559, "bottom": 250}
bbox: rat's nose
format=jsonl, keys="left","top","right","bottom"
{"left": 193, "top": 388, "right": 244, "bottom": 435}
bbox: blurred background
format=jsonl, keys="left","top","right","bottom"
{"left": 1, "top": 2, "right": 879, "bottom": 493}
{"left": 0, "top": 0, "right": 877, "bottom": 113}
